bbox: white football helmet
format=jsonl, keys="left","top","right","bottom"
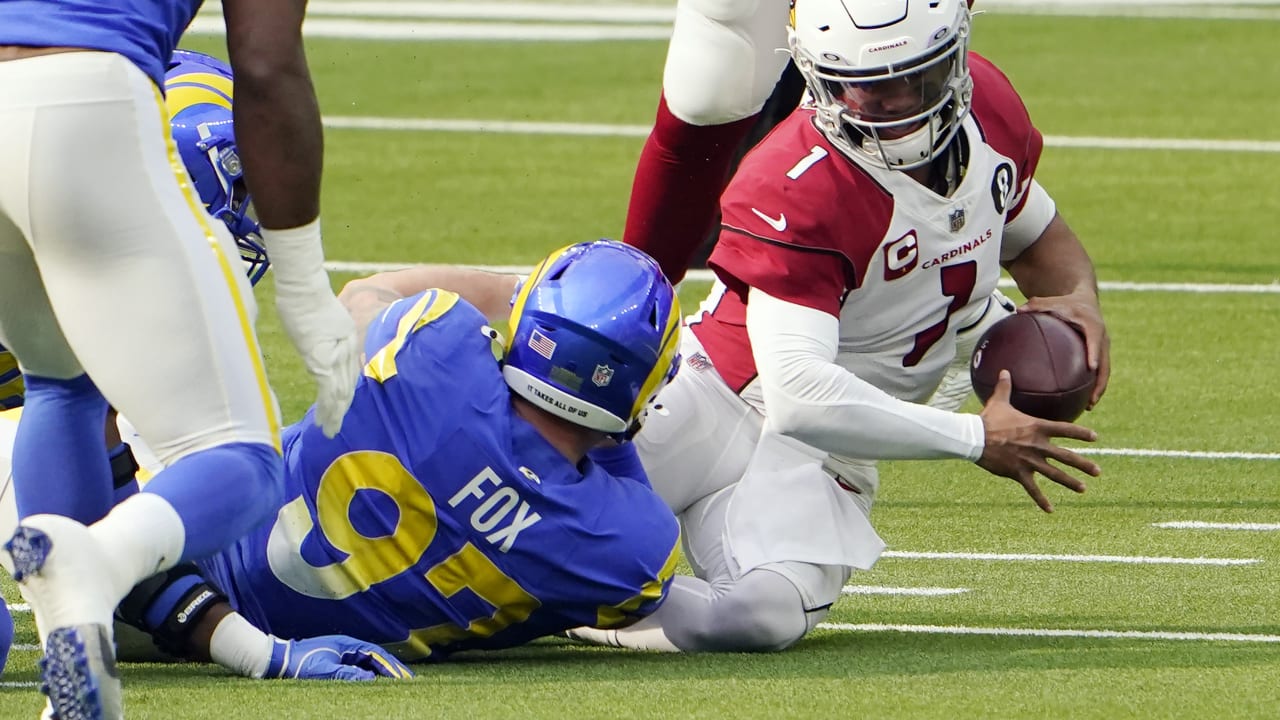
{"left": 789, "top": 0, "right": 973, "bottom": 170}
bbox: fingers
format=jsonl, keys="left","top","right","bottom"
{"left": 1014, "top": 446, "right": 1095, "bottom": 513}
{"left": 989, "top": 369, "right": 1012, "bottom": 403}
{"left": 1040, "top": 443, "right": 1101, "bottom": 478}
{"left": 1078, "top": 321, "right": 1103, "bottom": 372}
{"left": 1016, "top": 474, "right": 1053, "bottom": 513}
{"left": 311, "top": 337, "right": 360, "bottom": 438}
{"left": 1039, "top": 419, "right": 1098, "bottom": 443}
{"left": 364, "top": 650, "right": 414, "bottom": 679}
{"left": 340, "top": 646, "right": 414, "bottom": 679}
{"left": 335, "top": 665, "right": 374, "bottom": 682}
{"left": 1029, "top": 453, "right": 1091, "bottom": 490}
{"left": 315, "top": 391, "right": 348, "bottom": 438}
{"left": 1018, "top": 297, "right": 1108, "bottom": 376}
{"left": 1088, "top": 351, "right": 1111, "bottom": 409}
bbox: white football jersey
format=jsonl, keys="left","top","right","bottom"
{"left": 690, "top": 52, "right": 1051, "bottom": 409}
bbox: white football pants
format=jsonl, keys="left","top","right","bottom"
{"left": 0, "top": 51, "right": 280, "bottom": 464}
{"left": 626, "top": 336, "right": 855, "bottom": 651}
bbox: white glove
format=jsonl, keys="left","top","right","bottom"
{"left": 260, "top": 220, "right": 359, "bottom": 437}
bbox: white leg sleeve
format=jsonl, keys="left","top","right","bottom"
{"left": 662, "top": 0, "right": 793, "bottom": 124}
{"left": 571, "top": 483, "right": 846, "bottom": 652}
{"left": 576, "top": 563, "right": 841, "bottom": 653}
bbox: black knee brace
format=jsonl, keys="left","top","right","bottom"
{"left": 116, "top": 564, "right": 227, "bottom": 658}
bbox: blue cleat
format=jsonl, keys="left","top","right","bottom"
{"left": 38, "top": 625, "right": 121, "bottom": 720}
{"left": 4, "top": 517, "right": 124, "bottom": 720}
{"left": 6, "top": 525, "right": 53, "bottom": 582}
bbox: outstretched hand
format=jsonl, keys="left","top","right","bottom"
{"left": 976, "top": 370, "right": 1100, "bottom": 512}
{"left": 265, "top": 635, "right": 414, "bottom": 681}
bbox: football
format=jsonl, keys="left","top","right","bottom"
{"left": 969, "top": 312, "right": 1096, "bottom": 422}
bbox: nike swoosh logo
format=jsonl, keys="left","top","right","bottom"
{"left": 750, "top": 207, "right": 787, "bottom": 232}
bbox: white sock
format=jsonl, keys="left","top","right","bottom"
{"left": 87, "top": 492, "right": 186, "bottom": 604}
{"left": 209, "top": 612, "right": 274, "bottom": 679}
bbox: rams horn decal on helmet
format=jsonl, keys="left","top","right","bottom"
{"left": 165, "top": 49, "right": 270, "bottom": 285}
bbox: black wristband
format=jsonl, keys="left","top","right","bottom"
{"left": 109, "top": 443, "right": 140, "bottom": 490}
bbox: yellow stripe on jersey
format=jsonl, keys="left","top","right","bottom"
{"left": 593, "top": 533, "right": 682, "bottom": 629}
{"left": 364, "top": 289, "right": 460, "bottom": 382}
{"left": 149, "top": 83, "right": 281, "bottom": 452}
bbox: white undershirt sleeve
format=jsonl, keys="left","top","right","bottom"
{"left": 747, "top": 288, "right": 985, "bottom": 462}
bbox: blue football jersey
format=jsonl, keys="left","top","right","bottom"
{"left": 0, "top": 1, "right": 203, "bottom": 86}
{"left": 200, "top": 290, "right": 680, "bottom": 660}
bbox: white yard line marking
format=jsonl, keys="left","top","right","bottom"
{"left": 10, "top": 644, "right": 39, "bottom": 652}
{"left": 305, "top": 2, "right": 677, "bottom": 23}
{"left": 0, "top": 681, "right": 37, "bottom": 688}
{"left": 1155, "top": 521, "right": 1280, "bottom": 531}
{"left": 194, "top": 1, "right": 1280, "bottom": 27}
{"left": 318, "top": 115, "right": 1280, "bottom": 155}
{"left": 882, "top": 550, "right": 1258, "bottom": 566}
{"left": 1043, "top": 135, "right": 1280, "bottom": 153}
{"left": 326, "top": 116, "right": 650, "bottom": 137}
{"left": 978, "top": 5, "right": 1280, "bottom": 21}
{"left": 326, "top": 263, "right": 1280, "bottom": 298}
{"left": 188, "top": 17, "right": 672, "bottom": 41}
{"left": 818, "top": 622, "right": 1280, "bottom": 643}
{"left": 6, "top": 602, "right": 29, "bottom": 613}
{"left": 1073, "top": 282, "right": 1280, "bottom": 294}
{"left": 984, "top": 0, "right": 1280, "bottom": 5}
{"left": 843, "top": 585, "right": 970, "bottom": 597}
{"left": 1078, "top": 447, "right": 1280, "bottom": 460}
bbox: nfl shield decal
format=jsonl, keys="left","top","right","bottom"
{"left": 592, "top": 364, "right": 614, "bottom": 387}
{"left": 686, "top": 352, "right": 714, "bottom": 371}
{"left": 948, "top": 207, "right": 966, "bottom": 233}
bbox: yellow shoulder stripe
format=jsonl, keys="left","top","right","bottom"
{"left": 365, "top": 290, "right": 461, "bottom": 382}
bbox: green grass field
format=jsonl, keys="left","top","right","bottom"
{"left": 3, "top": 3, "right": 1279, "bottom": 718}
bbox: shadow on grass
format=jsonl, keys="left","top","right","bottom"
{"left": 382, "top": 631, "right": 1280, "bottom": 685}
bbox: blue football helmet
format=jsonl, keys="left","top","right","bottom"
{"left": 164, "top": 49, "right": 269, "bottom": 285}
{"left": 505, "top": 241, "right": 682, "bottom": 438}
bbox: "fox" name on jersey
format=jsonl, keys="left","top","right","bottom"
{"left": 448, "top": 467, "right": 543, "bottom": 553}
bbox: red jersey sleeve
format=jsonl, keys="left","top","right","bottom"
{"left": 708, "top": 112, "right": 893, "bottom": 317}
